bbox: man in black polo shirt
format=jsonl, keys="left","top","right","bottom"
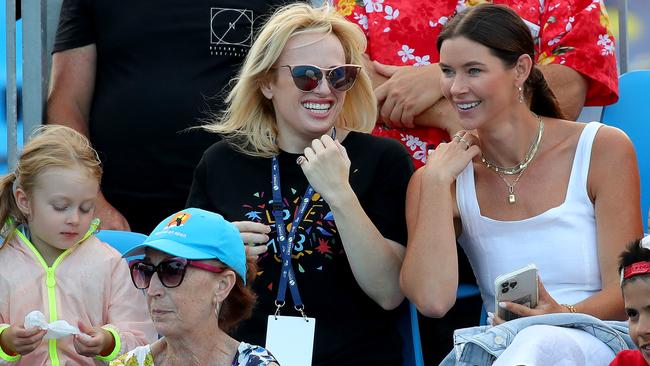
{"left": 48, "top": 0, "right": 293, "bottom": 233}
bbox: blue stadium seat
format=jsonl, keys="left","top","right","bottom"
{"left": 458, "top": 283, "right": 483, "bottom": 324}
{"left": 601, "top": 70, "right": 650, "bottom": 228}
{"left": 457, "top": 283, "right": 480, "bottom": 299}
{"left": 95, "top": 230, "right": 147, "bottom": 258}
{"left": 399, "top": 300, "right": 424, "bottom": 366}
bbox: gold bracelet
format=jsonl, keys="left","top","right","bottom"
{"left": 561, "top": 304, "right": 577, "bottom": 313}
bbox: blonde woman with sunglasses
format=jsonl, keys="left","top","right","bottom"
{"left": 187, "top": 3, "right": 414, "bottom": 365}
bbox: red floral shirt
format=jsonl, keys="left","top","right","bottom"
{"left": 335, "top": 0, "right": 618, "bottom": 168}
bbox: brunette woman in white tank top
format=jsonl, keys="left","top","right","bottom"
{"left": 400, "top": 5, "right": 644, "bottom": 365}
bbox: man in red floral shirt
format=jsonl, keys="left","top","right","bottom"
{"left": 335, "top": 0, "right": 618, "bottom": 168}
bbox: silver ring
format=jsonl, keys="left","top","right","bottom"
{"left": 453, "top": 134, "right": 463, "bottom": 141}
{"left": 296, "top": 156, "right": 306, "bottom": 165}
{"left": 458, "top": 137, "right": 470, "bottom": 150}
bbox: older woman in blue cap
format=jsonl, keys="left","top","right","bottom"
{"left": 110, "top": 208, "right": 278, "bottom": 366}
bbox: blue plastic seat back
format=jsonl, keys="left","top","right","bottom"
{"left": 95, "top": 230, "right": 147, "bottom": 258}
{"left": 398, "top": 300, "right": 424, "bottom": 366}
{"left": 601, "top": 70, "right": 650, "bottom": 225}
{"left": 457, "top": 283, "right": 480, "bottom": 299}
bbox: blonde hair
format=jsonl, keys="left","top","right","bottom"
{"left": 203, "top": 3, "right": 376, "bottom": 157}
{"left": 0, "top": 125, "right": 102, "bottom": 244}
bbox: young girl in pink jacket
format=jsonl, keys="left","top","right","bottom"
{"left": 0, "top": 125, "right": 156, "bottom": 365}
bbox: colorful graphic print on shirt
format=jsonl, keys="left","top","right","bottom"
{"left": 242, "top": 188, "right": 344, "bottom": 293}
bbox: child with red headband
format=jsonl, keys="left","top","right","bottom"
{"left": 611, "top": 236, "right": 650, "bottom": 366}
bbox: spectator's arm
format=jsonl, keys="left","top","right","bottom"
{"left": 48, "top": 45, "right": 130, "bottom": 231}
{"left": 577, "top": 126, "right": 643, "bottom": 319}
{"left": 539, "top": 64, "right": 588, "bottom": 120}
{"left": 536, "top": 0, "right": 618, "bottom": 107}
{"left": 47, "top": 44, "right": 96, "bottom": 136}
{"left": 365, "top": 59, "right": 461, "bottom": 135}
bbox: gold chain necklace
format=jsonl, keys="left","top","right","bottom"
{"left": 480, "top": 114, "right": 544, "bottom": 175}
{"left": 482, "top": 114, "right": 545, "bottom": 204}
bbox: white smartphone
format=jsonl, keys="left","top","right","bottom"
{"left": 494, "top": 264, "right": 539, "bottom": 321}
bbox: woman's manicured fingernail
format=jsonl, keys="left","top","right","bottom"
{"left": 498, "top": 302, "right": 506, "bottom": 308}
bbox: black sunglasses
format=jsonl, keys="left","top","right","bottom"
{"left": 280, "top": 64, "right": 362, "bottom": 92}
{"left": 129, "top": 257, "right": 224, "bottom": 289}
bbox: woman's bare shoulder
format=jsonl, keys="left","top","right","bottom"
{"left": 542, "top": 118, "right": 633, "bottom": 157}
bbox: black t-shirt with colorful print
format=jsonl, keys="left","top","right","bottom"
{"left": 187, "top": 131, "right": 414, "bottom": 365}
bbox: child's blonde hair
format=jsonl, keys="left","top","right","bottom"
{"left": 203, "top": 3, "right": 376, "bottom": 157}
{"left": 0, "top": 125, "right": 102, "bottom": 244}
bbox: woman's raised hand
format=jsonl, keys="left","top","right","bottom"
{"left": 298, "top": 134, "right": 351, "bottom": 206}
{"left": 422, "top": 130, "right": 481, "bottom": 185}
{"left": 232, "top": 221, "right": 271, "bottom": 260}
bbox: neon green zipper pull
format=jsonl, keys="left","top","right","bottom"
{"left": 46, "top": 268, "right": 56, "bottom": 288}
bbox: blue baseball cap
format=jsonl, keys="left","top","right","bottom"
{"left": 122, "top": 208, "right": 247, "bottom": 283}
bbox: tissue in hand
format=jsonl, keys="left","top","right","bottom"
{"left": 24, "top": 311, "right": 86, "bottom": 340}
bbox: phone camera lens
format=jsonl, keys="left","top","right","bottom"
{"left": 501, "top": 288, "right": 509, "bottom": 293}
{"left": 501, "top": 282, "right": 509, "bottom": 288}
{"left": 510, "top": 281, "right": 517, "bottom": 289}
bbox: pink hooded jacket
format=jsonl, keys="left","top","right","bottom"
{"left": 0, "top": 229, "right": 157, "bottom": 365}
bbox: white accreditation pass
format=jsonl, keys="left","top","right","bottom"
{"left": 266, "top": 315, "right": 316, "bottom": 366}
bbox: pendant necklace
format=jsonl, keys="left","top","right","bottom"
{"left": 481, "top": 114, "right": 544, "bottom": 204}
{"left": 499, "top": 169, "right": 525, "bottom": 204}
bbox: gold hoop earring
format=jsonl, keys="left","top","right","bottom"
{"left": 518, "top": 86, "right": 525, "bottom": 104}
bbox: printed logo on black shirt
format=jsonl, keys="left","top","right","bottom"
{"left": 210, "top": 7, "right": 254, "bottom": 57}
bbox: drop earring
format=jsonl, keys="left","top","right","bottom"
{"left": 214, "top": 301, "right": 221, "bottom": 321}
{"left": 518, "top": 86, "right": 525, "bottom": 104}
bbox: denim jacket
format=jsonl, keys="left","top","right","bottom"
{"left": 440, "top": 313, "right": 634, "bottom": 366}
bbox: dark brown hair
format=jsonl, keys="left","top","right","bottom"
{"left": 436, "top": 4, "right": 566, "bottom": 119}
{"left": 619, "top": 239, "right": 650, "bottom": 287}
{"left": 219, "top": 257, "right": 258, "bottom": 332}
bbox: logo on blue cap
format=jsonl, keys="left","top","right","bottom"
{"left": 166, "top": 212, "right": 191, "bottom": 228}
{"left": 122, "top": 208, "right": 248, "bottom": 284}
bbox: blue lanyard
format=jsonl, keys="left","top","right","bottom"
{"left": 271, "top": 156, "right": 313, "bottom": 318}
{"left": 271, "top": 129, "right": 336, "bottom": 318}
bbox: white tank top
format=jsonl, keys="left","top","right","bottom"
{"left": 457, "top": 122, "right": 603, "bottom": 312}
